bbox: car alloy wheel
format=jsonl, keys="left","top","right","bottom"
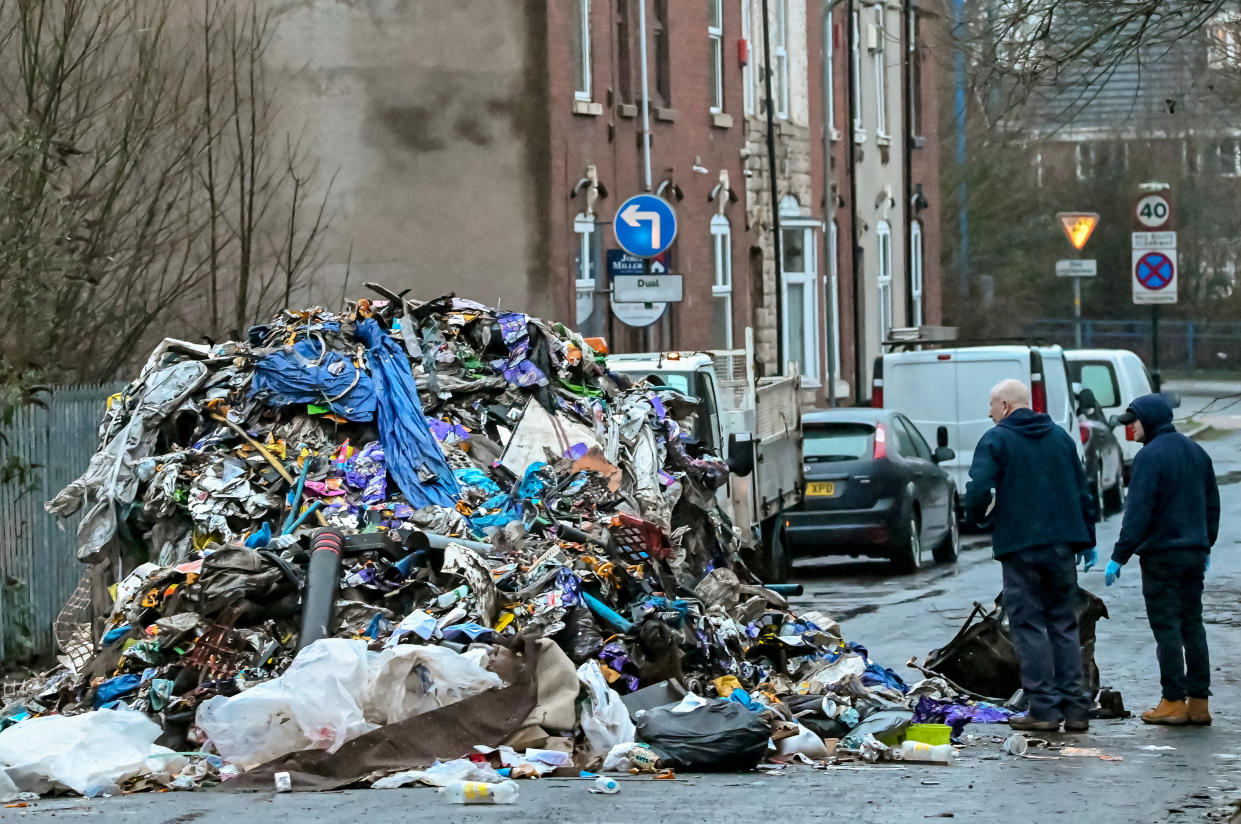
{"left": 894, "top": 511, "right": 922, "bottom": 573}
{"left": 1094, "top": 464, "right": 1105, "bottom": 522}
{"left": 933, "top": 505, "right": 960, "bottom": 563}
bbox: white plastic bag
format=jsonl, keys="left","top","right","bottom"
{"left": 278, "top": 638, "right": 376, "bottom": 752}
{"left": 0, "top": 710, "right": 167, "bottom": 797}
{"left": 0, "top": 766, "right": 20, "bottom": 801}
{"left": 197, "top": 639, "right": 504, "bottom": 767}
{"left": 371, "top": 758, "right": 503, "bottom": 789}
{"left": 775, "top": 724, "right": 829, "bottom": 759}
{"left": 601, "top": 741, "right": 639, "bottom": 772}
{"left": 364, "top": 644, "right": 504, "bottom": 726}
{"left": 195, "top": 682, "right": 309, "bottom": 769}
{"left": 576, "top": 661, "right": 636, "bottom": 757}
{"left": 196, "top": 638, "right": 375, "bottom": 766}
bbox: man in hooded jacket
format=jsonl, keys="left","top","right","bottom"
{"left": 965, "top": 379, "right": 1098, "bottom": 733}
{"left": 1107, "top": 393, "right": 1220, "bottom": 725}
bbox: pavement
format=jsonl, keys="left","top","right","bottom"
{"left": 11, "top": 407, "right": 1241, "bottom": 823}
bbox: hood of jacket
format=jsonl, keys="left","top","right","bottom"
{"left": 997, "top": 407, "right": 1056, "bottom": 438}
{"left": 1128, "top": 393, "right": 1175, "bottom": 443}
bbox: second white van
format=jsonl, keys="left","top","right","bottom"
{"left": 872, "top": 345, "right": 1082, "bottom": 495}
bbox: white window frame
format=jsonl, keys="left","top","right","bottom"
{"left": 742, "top": 0, "right": 755, "bottom": 116}
{"left": 1209, "top": 12, "right": 1241, "bottom": 70}
{"left": 910, "top": 220, "right": 924, "bottom": 328}
{"left": 711, "top": 215, "right": 734, "bottom": 348}
{"left": 780, "top": 201, "right": 821, "bottom": 382}
{"left": 877, "top": 220, "right": 893, "bottom": 342}
{"left": 825, "top": 2, "right": 837, "bottom": 136}
{"left": 574, "top": 0, "right": 592, "bottom": 102}
{"left": 774, "top": 0, "right": 790, "bottom": 119}
{"left": 828, "top": 219, "right": 841, "bottom": 376}
{"left": 709, "top": 0, "right": 724, "bottom": 113}
{"left": 1212, "top": 138, "right": 1241, "bottom": 177}
{"left": 851, "top": 9, "right": 864, "bottom": 137}
{"left": 574, "top": 213, "right": 596, "bottom": 325}
{"left": 872, "top": 5, "right": 887, "bottom": 138}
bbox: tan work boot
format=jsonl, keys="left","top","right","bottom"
{"left": 1187, "top": 698, "right": 1212, "bottom": 726}
{"left": 1141, "top": 698, "right": 1189, "bottom": 725}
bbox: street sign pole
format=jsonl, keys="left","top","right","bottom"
{"left": 1074, "top": 278, "right": 1082, "bottom": 348}
{"left": 1152, "top": 305, "right": 1161, "bottom": 392}
{"left": 1055, "top": 213, "right": 1099, "bottom": 349}
{"left": 1132, "top": 183, "right": 1174, "bottom": 390}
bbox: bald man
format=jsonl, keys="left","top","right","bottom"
{"left": 965, "top": 379, "right": 1098, "bottom": 733}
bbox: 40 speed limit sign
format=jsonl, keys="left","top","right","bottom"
{"left": 1134, "top": 191, "right": 1173, "bottom": 230}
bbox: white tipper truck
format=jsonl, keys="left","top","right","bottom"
{"left": 606, "top": 330, "right": 804, "bottom": 581}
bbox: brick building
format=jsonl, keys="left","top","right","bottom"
{"left": 265, "top": 0, "right": 944, "bottom": 405}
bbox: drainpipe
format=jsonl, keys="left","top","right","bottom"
{"left": 638, "top": 0, "right": 652, "bottom": 191}
{"left": 953, "top": 0, "right": 969, "bottom": 297}
{"left": 903, "top": 0, "right": 914, "bottom": 327}
{"left": 761, "top": 0, "right": 785, "bottom": 374}
{"left": 822, "top": 0, "right": 842, "bottom": 406}
{"left": 846, "top": 0, "right": 864, "bottom": 404}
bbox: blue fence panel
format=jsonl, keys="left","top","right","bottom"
{"left": 0, "top": 383, "right": 121, "bottom": 661}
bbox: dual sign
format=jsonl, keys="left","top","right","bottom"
{"left": 1132, "top": 189, "right": 1176, "bottom": 305}
{"left": 609, "top": 194, "right": 682, "bottom": 327}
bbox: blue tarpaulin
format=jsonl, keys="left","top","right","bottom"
{"left": 250, "top": 337, "right": 377, "bottom": 421}
{"left": 355, "top": 318, "right": 460, "bottom": 508}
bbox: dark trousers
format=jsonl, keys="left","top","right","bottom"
{"left": 1001, "top": 544, "right": 1090, "bottom": 721}
{"left": 1140, "top": 549, "right": 1210, "bottom": 701}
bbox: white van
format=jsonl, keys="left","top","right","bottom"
{"left": 1065, "top": 349, "right": 1154, "bottom": 476}
{"left": 871, "top": 345, "right": 1081, "bottom": 493}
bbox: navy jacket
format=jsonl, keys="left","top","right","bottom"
{"left": 965, "top": 408, "right": 1096, "bottom": 559}
{"left": 1111, "top": 394, "right": 1220, "bottom": 564}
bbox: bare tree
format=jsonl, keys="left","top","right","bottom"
{"left": 959, "top": 0, "right": 1237, "bottom": 121}
{"left": 0, "top": 0, "right": 332, "bottom": 384}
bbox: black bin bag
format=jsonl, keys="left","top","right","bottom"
{"left": 635, "top": 699, "right": 770, "bottom": 771}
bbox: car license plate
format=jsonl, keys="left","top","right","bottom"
{"left": 807, "top": 481, "right": 836, "bottom": 497}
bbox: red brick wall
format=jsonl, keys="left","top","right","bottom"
{"left": 546, "top": 0, "right": 749, "bottom": 353}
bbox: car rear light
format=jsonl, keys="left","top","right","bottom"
{"left": 873, "top": 423, "right": 888, "bottom": 459}
{"left": 1031, "top": 372, "right": 1047, "bottom": 413}
{"left": 1079, "top": 422, "right": 1090, "bottom": 444}
{"left": 1125, "top": 424, "right": 1136, "bottom": 441}
{"left": 871, "top": 356, "right": 883, "bottom": 407}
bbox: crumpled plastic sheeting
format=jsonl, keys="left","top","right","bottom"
{"left": 249, "top": 336, "right": 377, "bottom": 421}
{"left": 910, "top": 695, "right": 1013, "bottom": 737}
{"left": 371, "top": 757, "right": 503, "bottom": 789}
{"left": 0, "top": 710, "right": 182, "bottom": 797}
{"left": 355, "top": 318, "right": 460, "bottom": 508}
{"left": 46, "top": 343, "right": 210, "bottom": 562}
{"left": 442, "top": 543, "right": 499, "bottom": 627}
{"left": 577, "top": 661, "right": 636, "bottom": 757}
{"left": 196, "top": 639, "right": 504, "bottom": 768}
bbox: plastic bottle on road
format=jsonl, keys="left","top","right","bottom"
{"left": 900, "top": 741, "right": 957, "bottom": 764}
{"left": 443, "top": 780, "right": 520, "bottom": 804}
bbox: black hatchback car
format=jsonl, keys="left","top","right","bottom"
{"left": 781, "top": 409, "right": 960, "bottom": 572}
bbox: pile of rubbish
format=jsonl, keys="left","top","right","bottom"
{"left": 0, "top": 288, "right": 1011, "bottom": 799}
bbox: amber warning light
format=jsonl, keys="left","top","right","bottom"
{"left": 1057, "top": 212, "right": 1100, "bottom": 250}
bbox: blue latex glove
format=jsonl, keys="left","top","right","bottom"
{"left": 1105, "top": 560, "right": 1123, "bottom": 587}
{"left": 1077, "top": 547, "right": 1098, "bottom": 573}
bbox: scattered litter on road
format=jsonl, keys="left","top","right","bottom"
{"left": 1139, "top": 745, "right": 1177, "bottom": 751}
{"left": 1060, "top": 747, "right": 1123, "bottom": 762}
